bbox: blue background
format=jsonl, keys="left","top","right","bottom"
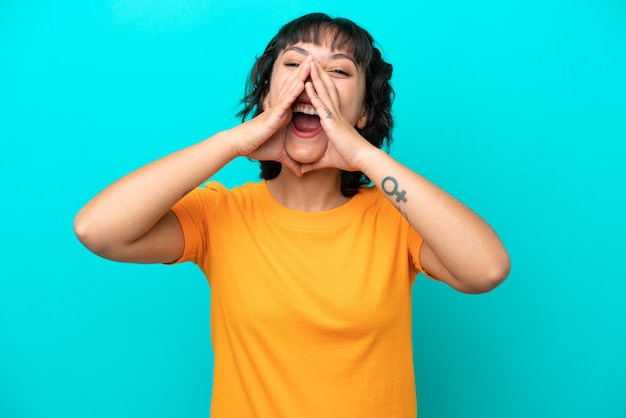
{"left": 1, "top": 1, "right": 625, "bottom": 417}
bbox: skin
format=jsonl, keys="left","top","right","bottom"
{"left": 265, "top": 44, "right": 367, "bottom": 166}
{"left": 74, "top": 39, "right": 510, "bottom": 294}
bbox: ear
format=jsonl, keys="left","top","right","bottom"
{"left": 356, "top": 106, "right": 368, "bottom": 129}
{"left": 262, "top": 93, "right": 270, "bottom": 111}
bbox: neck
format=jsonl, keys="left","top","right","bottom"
{"left": 266, "top": 167, "right": 349, "bottom": 212}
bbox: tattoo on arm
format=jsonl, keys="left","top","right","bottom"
{"left": 382, "top": 176, "right": 407, "bottom": 203}
{"left": 395, "top": 205, "right": 409, "bottom": 221}
{"left": 382, "top": 176, "right": 409, "bottom": 220}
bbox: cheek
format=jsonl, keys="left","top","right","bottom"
{"left": 340, "top": 80, "right": 366, "bottom": 121}
{"left": 342, "top": 97, "right": 366, "bottom": 125}
{"left": 265, "top": 72, "right": 289, "bottom": 108}
{"left": 264, "top": 66, "right": 282, "bottom": 108}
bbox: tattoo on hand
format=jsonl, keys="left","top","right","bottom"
{"left": 324, "top": 108, "right": 333, "bottom": 119}
{"left": 382, "top": 176, "right": 408, "bottom": 203}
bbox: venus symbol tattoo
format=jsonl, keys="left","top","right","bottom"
{"left": 382, "top": 176, "right": 407, "bottom": 203}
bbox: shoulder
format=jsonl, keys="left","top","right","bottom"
{"left": 173, "top": 181, "right": 254, "bottom": 217}
{"left": 353, "top": 185, "right": 381, "bottom": 203}
{"left": 357, "top": 185, "right": 419, "bottom": 237}
{"left": 184, "top": 181, "right": 259, "bottom": 203}
{"left": 356, "top": 185, "right": 402, "bottom": 214}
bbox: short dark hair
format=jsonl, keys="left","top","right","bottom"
{"left": 238, "top": 12, "right": 394, "bottom": 197}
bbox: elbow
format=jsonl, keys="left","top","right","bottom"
{"left": 477, "top": 257, "right": 510, "bottom": 293}
{"left": 73, "top": 210, "right": 88, "bottom": 242}
{"left": 73, "top": 210, "right": 111, "bottom": 257}
{"left": 458, "top": 252, "right": 511, "bottom": 294}
{"left": 73, "top": 211, "right": 96, "bottom": 251}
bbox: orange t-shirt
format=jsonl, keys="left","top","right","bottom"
{"left": 171, "top": 181, "right": 427, "bottom": 417}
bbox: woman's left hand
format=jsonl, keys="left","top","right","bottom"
{"left": 303, "top": 61, "right": 510, "bottom": 294}
{"left": 300, "top": 60, "right": 378, "bottom": 174}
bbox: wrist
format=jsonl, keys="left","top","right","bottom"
{"left": 222, "top": 123, "right": 254, "bottom": 158}
{"left": 356, "top": 145, "right": 387, "bottom": 175}
{"left": 209, "top": 129, "right": 245, "bottom": 160}
{"left": 226, "top": 115, "right": 273, "bottom": 158}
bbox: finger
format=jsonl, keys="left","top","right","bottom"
{"left": 305, "top": 82, "right": 334, "bottom": 122}
{"left": 281, "top": 157, "right": 304, "bottom": 178}
{"left": 269, "top": 57, "right": 312, "bottom": 113}
{"left": 278, "top": 56, "right": 312, "bottom": 103}
{"left": 310, "top": 60, "right": 340, "bottom": 108}
{"left": 300, "top": 160, "right": 326, "bottom": 175}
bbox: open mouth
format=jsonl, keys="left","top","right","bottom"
{"left": 291, "top": 102, "right": 322, "bottom": 136}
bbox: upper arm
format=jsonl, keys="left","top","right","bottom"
{"left": 419, "top": 241, "right": 507, "bottom": 294}
{"left": 123, "top": 210, "right": 185, "bottom": 264}
{"left": 80, "top": 210, "right": 185, "bottom": 264}
{"left": 419, "top": 241, "right": 474, "bottom": 293}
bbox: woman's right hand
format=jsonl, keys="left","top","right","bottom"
{"left": 74, "top": 58, "right": 314, "bottom": 263}
{"left": 229, "top": 56, "right": 314, "bottom": 176}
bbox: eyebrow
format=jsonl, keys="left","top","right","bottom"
{"left": 283, "top": 46, "right": 358, "bottom": 67}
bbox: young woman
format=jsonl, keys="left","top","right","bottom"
{"left": 74, "top": 13, "right": 510, "bottom": 418}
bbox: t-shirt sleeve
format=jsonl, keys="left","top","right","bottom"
{"left": 408, "top": 227, "right": 439, "bottom": 281}
{"left": 168, "top": 182, "right": 225, "bottom": 265}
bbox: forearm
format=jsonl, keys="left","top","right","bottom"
{"left": 74, "top": 130, "right": 238, "bottom": 250}
{"left": 360, "top": 148, "right": 510, "bottom": 292}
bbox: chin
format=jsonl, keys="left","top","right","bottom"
{"left": 285, "top": 141, "right": 327, "bottom": 165}
{"left": 286, "top": 149, "right": 324, "bottom": 164}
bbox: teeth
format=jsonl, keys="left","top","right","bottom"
{"left": 292, "top": 104, "right": 318, "bottom": 116}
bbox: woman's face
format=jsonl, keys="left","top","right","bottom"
{"left": 265, "top": 39, "right": 367, "bottom": 165}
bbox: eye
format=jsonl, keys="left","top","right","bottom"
{"left": 329, "top": 68, "right": 351, "bottom": 77}
{"left": 285, "top": 61, "right": 300, "bottom": 68}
